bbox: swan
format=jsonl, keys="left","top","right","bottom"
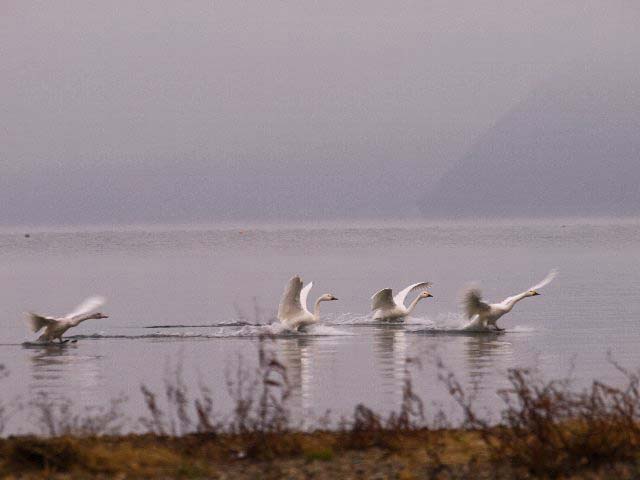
{"left": 26, "top": 296, "right": 109, "bottom": 343}
{"left": 371, "top": 282, "right": 433, "bottom": 321}
{"left": 463, "top": 270, "right": 557, "bottom": 331}
{"left": 277, "top": 276, "right": 338, "bottom": 331}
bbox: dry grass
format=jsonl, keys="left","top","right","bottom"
{"left": 3, "top": 430, "right": 639, "bottom": 479}
{"left": 0, "top": 365, "right": 7, "bottom": 435}
{"left": 444, "top": 356, "right": 640, "bottom": 477}
{"left": 3, "top": 350, "right": 640, "bottom": 478}
{"left": 0, "top": 430, "right": 488, "bottom": 479}
{"left": 29, "top": 393, "right": 127, "bottom": 437}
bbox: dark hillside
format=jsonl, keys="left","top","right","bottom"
{"left": 421, "top": 60, "right": 640, "bottom": 218}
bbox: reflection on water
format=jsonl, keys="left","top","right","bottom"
{"left": 26, "top": 344, "right": 103, "bottom": 403}
{"left": 373, "top": 325, "right": 408, "bottom": 402}
{"left": 279, "top": 336, "right": 317, "bottom": 423}
{"left": 0, "top": 221, "right": 639, "bottom": 434}
{"left": 463, "top": 335, "right": 514, "bottom": 394}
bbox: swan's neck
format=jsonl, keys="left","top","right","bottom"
{"left": 406, "top": 296, "right": 424, "bottom": 314}
{"left": 313, "top": 298, "right": 326, "bottom": 319}
{"left": 504, "top": 292, "right": 529, "bottom": 310}
{"left": 71, "top": 314, "right": 95, "bottom": 327}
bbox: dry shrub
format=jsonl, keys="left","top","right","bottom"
{"left": 8, "top": 337, "right": 640, "bottom": 478}
{"left": 139, "top": 358, "right": 221, "bottom": 436}
{"left": 445, "top": 357, "right": 640, "bottom": 477}
{"left": 30, "top": 393, "right": 127, "bottom": 437}
{"left": 343, "top": 358, "right": 427, "bottom": 450}
{"left": 4, "top": 436, "right": 85, "bottom": 472}
{"left": 225, "top": 336, "right": 291, "bottom": 436}
{"left": 340, "top": 357, "right": 459, "bottom": 479}
{"left": 224, "top": 336, "right": 296, "bottom": 459}
{"left": 138, "top": 336, "right": 292, "bottom": 458}
{"left": 0, "top": 365, "right": 7, "bottom": 434}
{"left": 387, "top": 358, "right": 426, "bottom": 431}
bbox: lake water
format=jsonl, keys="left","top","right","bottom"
{"left": 1, "top": 219, "right": 639, "bottom": 434}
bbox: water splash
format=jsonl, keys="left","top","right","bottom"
{"left": 323, "top": 312, "right": 435, "bottom": 327}
{"left": 405, "top": 312, "right": 536, "bottom": 335}
{"left": 64, "top": 322, "right": 353, "bottom": 341}
{"left": 143, "top": 321, "right": 255, "bottom": 329}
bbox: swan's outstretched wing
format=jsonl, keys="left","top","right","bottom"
{"left": 371, "top": 288, "right": 396, "bottom": 311}
{"left": 503, "top": 270, "right": 559, "bottom": 304}
{"left": 393, "top": 282, "right": 432, "bottom": 307}
{"left": 463, "top": 288, "right": 490, "bottom": 319}
{"left": 278, "top": 276, "right": 305, "bottom": 321}
{"left": 530, "top": 269, "right": 558, "bottom": 291}
{"left": 299, "top": 281, "right": 313, "bottom": 313}
{"left": 26, "top": 313, "right": 58, "bottom": 333}
{"left": 64, "top": 296, "right": 106, "bottom": 321}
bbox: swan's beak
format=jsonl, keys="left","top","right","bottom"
{"left": 427, "top": 293, "right": 434, "bottom": 298}
{"left": 532, "top": 291, "right": 540, "bottom": 296}
{"left": 331, "top": 297, "right": 339, "bottom": 301}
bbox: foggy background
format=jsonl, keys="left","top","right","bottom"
{"left": 2, "top": 1, "right": 638, "bottom": 226}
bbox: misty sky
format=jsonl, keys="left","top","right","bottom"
{"left": 2, "top": 1, "right": 637, "bottom": 225}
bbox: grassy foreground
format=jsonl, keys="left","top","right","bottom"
{"left": 2, "top": 428, "right": 640, "bottom": 479}
{"left": 3, "top": 344, "right": 640, "bottom": 478}
{"left": 0, "top": 430, "right": 471, "bottom": 479}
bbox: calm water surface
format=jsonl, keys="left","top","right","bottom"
{"left": 0, "top": 219, "right": 639, "bottom": 433}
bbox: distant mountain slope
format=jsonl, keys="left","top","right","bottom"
{"left": 421, "top": 61, "right": 640, "bottom": 218}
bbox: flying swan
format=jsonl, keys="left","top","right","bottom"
{"left": 26, "top": 296, "right": 109, "bottom": 343}
{"left": 371, "top": 282, "right": 433, "bottom": 321}
{"left": 277, "top": 276, "right": 338, "bottom": 331}
{"left": 463, "top": 270, "right": 558, "bottom": 331}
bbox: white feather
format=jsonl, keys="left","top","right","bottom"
{"left": 393, "top": 282, "right": 432, "bottom": 307}
{"left": 529, "top": 269, "right": 558, "bottom": 291}
{"left": 299, "top": 281, "right": 313, "bottom": 314}
{"left": 65, "top": 296, "right": 106, "bottom": 321}
{"left": 371, "top": 288, "right": 395, "bottom": 310}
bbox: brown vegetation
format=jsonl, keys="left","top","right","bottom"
{"left": 0, "top": 365, "right": 7, "bottom": 435}
{"left": 2, "top": 345, "right": 640, "bottom": 478}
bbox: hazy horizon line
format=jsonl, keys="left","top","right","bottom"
{"left": 3, "top": 214, "right": 640, "bottom": 234}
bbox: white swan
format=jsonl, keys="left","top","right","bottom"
{"left": 277, "top": 276, "right": 338, "bottom": 331}
{"left": 26, "top": 296, "right": 109, "bottom": 343}
{"left": 371, "top": 282, "right": 433, "bottom": 321}
{"left": 463, "top": 270, "right": 557, "bottom": 331}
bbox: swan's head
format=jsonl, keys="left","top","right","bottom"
{"left": 90, "top": 312, "right": 109, "bottom": 319}
{"left": 419, "top": 291, "right": 434, "bottom": 299}
{"left": 319, "top": 294, "right": 339, "bottom": 302}
{"left": 527, "top": 290, "right": 540, "bottom": 297}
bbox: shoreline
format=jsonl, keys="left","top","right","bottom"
{"left": 1, "top": 428, "right": 639, "bottom": 479}
{"left": 3, "top": 215, "right": 640, "bottom": 235}
{"left": 2, "top": 346, "right": 640, "bottom": 478}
